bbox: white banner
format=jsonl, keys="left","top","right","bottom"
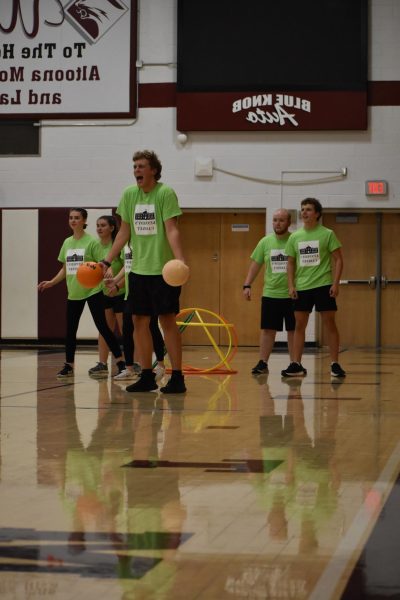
{"left": 0, "top": 0, "right": 136, "bottom": 118}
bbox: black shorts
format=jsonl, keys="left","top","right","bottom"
{"left": 127, "top": 272, "right": 180, "bottom": 316}
{"left": 103, "top": 293, "right": 125, "bottom": 313}
{"left": 261, "top": 297, "right": 295, "bottom": 331}
{"left": 294, "top": 284, "right": 337, "bottom": 312}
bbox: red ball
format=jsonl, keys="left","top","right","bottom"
{"left": 76, "top": 262, "right": 104, "bottom": 289}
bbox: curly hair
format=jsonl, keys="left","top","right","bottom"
{"left": 301, "top": 197, "right": 323, "bottom": 220}
{"left": 132, "top": 150, "right": 162, "bottom": 181}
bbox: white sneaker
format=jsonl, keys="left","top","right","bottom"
{"left": 113, "top": 368, "right": 137, "bottom": 381}
{"left": 154, "top": 364, "right": 166, "bottom": 382}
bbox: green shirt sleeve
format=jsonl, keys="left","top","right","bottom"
{"left": 251, "top": 237, "right": 267, "bottom": 264}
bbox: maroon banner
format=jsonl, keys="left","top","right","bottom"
{"left": 177, "top": 90, "right": 367, "bottom": 131}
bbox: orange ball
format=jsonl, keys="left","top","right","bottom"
{"left": 162, "top": 259, "right": 190, "bottom": 287}
{"left": 76, "top": 262, "right": 104, "bottom": 289}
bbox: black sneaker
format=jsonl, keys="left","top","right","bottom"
{"left": 126, "top": 374, "right": 158, "bottom": 393}
{"left": 331, "top": 362, "right": 346, "bottom": 378}
{"left": 57, "top": 363, "right": 73, "bottom": 378}
{"left": 281, "top": 362, "right": 307, "bottom": 377}
{"left": 160, "top": 377, "right": 187, "bottom": 394}
{"left": 251, "top": 360, "right": 269, "bottom": 375}
{"left": 88, "top": 362, "right": 108, "bottom": 377}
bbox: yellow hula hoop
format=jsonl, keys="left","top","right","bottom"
{"left": 176, "top": 307, "right": 238, "bottom": 373}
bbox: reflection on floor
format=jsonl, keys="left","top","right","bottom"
{"left": 1, "top": 346, "right": 400, "bottom": 599}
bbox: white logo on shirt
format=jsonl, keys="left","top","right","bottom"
{"left": 298, "top": 241, "right": 320, "bottom": 266}
{"left": 270, "top": 249, "right": 288, "bottom": 273}
{"left": 66, "top": 248, "right": 85, "bottom": 275}
{"left": 134, "top": 204, "right": 157, "bottom": 236}
{"left": 124, "top": 245, "right": 132, "bottom": 272}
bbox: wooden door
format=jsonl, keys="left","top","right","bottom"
{"left": 381, "top": 213, "right": 400, "bottom": 346}
{"left": 321, "top": 214, "right": 376, "bottom": 347}
{"left": 179, "top": 212, "right": 265, "bottom": 346}
{"left": 220, "top": 213, "right": 266, "bottom": 346}
{"left": 179, "top": 213, "right": 221, "bottom": 345}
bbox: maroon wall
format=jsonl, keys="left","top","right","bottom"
{"left": 38, "top": 208, "right": 71, "bottom": 340}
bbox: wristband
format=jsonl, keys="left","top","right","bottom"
{"left": 243, "top": 285, "right": 251, "bottom": 289}
{"left": 100, "top": 260, "right": 111, "bottom": 268}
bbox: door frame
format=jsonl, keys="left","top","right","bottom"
{"left": 323, "top": 209, "right": 400, "bottom": 348}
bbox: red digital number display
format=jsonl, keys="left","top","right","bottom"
{"left": 365, "top": 180, "right": 388, "bottom": 196}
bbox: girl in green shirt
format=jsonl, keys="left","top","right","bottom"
{"left": 87, "top": 215, "right": 125, "bottom": 377}
{"left": 38, "top": 208, "right": 125, "bottom": 378}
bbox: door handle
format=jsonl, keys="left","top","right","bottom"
{"left": 211, "top": 253, "right": 219, "bottom": 262}
{"left": 339, "top": 276, "right": 376, "bottom": 289}
{"left": 381, "top": 275, "right": 400, "bottom": 286}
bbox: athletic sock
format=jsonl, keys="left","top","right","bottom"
{"left": 141, "top": 368, "right": 156, "bottom": 380}
{"left": 160, "top": 371, "right": 186, "bottom": 394}
{"left": 116, "top": 359, "right": 126, "bottom": 372}
{"left": 171, "top": 369, "right": 184, "bottom": 379}
{"left": 125, "top": 369, "right": 157, "bottom": 393}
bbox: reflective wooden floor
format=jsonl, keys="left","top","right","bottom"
{"left": 1, "top": 346, "right": 400, "bottom": 599}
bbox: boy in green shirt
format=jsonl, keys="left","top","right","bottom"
{"left": 282, "top": 198, "right": 346, "bottom": 378}
{"left": 101, "top": 150, "right": 187, "bottom": 394}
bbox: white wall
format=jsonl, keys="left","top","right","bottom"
{"left": 1, "top": 210, "right": 38, "bottom": 338}
{"left": 0, "top": 0, "right": 399, "bottom": 217}
{"left": 0, "top": 208, "right": 114, "bottom": 340}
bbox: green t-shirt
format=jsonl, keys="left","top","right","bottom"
{"left": 92, "top": 239, "right": 124, "bottom": 297}
{"left": 251, "top": 233, "right": 291, "bottom": 298}
{"left": 285, "top": 224, "right": 341, "bottom": 291}
{"left": 57, "top": 233, "right": 102, "bottom": 300}
{"left": 116, "top": 182, "right": 182, "bottom": 275}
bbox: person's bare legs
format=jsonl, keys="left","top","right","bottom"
{"left": 125, "top": 314, "right": 159, "bottom": 392}
{"left": 158, "top": 313, "right": 182, "bottom": 370}
{"left": 133, "top": 314, "right": 153, "bottom": 368}
{"left": 127, "top": 314, "right": 185, "bottom": 393}
{"left": 157, "top": 314, "right": 186, "bottom": 393}
{"left": 320, "top": 311, "right": 340, "bottom": 362}
{"left": 287, "top": 329, "right": 295, "bottom": 362}
{"left": 292, "top": 311, "right": 310, "bottom": 363}
{"left": 259, "top": 329, "right": 276, "bottom": 362}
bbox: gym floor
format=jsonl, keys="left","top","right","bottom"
{"left": 1, "top": 346, "right": 399, "bottom": 599}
